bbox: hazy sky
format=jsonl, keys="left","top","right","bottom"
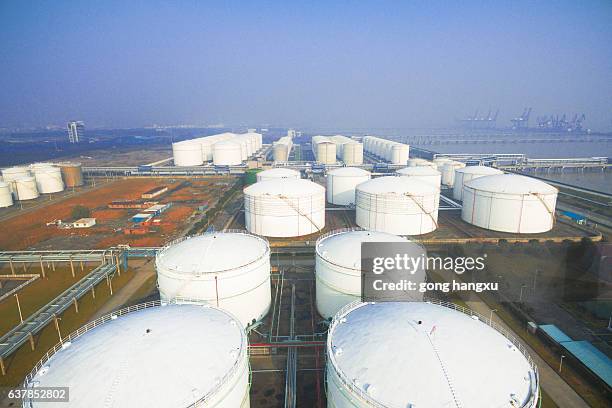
{"left": 1, "top": 1, "right": 611, "bottom": 130}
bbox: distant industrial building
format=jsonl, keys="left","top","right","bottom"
{"left": 67, "top": 121, "right": 85, "bottom": 143}
{"left": 72, "top": 218, "right": 96, "bottom": 228}
{"left": 141, "top": 186, "right": 168, "bottom": 199}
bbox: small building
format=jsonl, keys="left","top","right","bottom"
{"left": 73, "top": 218, "right": 96, "bottom": 228}
{"left": 131, "top": 213, "right": 154, "bottom": 223}
{"left": 144, "top": 203, "right": 171, "bottom": 215}
{"left": 141, "top": 186, "right": 168, "bottom": 199}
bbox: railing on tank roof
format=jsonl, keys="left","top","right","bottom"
{"left": 23, "top": 299, "right": 248, "bottom": 408}
{"left": 327, "top": 299, "right": 540, "bottom": 408}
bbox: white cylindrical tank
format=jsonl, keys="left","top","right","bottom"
{"left": 396, "top": 166, "right": 441, "bottom": 189}
{"left": 326, "top": 301, "right": 540, "bottom": 408}
{"left": 342, "top": 142, "right": 364, "bottom": 165}
{"left": 441, "top": 161, "right": 466, "bottom": 187}
{"left": 453, "top": 165, "right": 504, "bottom": 200}
{"left": 326, "top": 167, "right": 371, "bottom": 206}
{"left": 462, "top": 174, "right": 558, "bottom": 233}
{"left": 213, "top": 141, "right": 243, "bottom": 166}
{"left": 273, "top": 136, "right": 293, "bottom": 161}
{"left": 0, "top": 182, "right": 13, "bottom": 207}
{"left": 407, "top": 158, "right": 436, "bottom": 168}
{"left": 432, "top": 157, "right": 452, "bottom": 170}
{"left": 30, "top": 164, "right": 64, "bottom": 194}
{"left": 14, "top": 176, "right": 39, "bottom": 200}
{"left": 172, "top": 140, "right": 204, "bottom": 166}
{"left": 315, "top": 230, "right": 412, "bottom": 319}
{"left": 244, "top": 179, "right": 326, "bottom": 237}
{"left": 24, "top": 303, "right": 251, "bottom": 408}
{"left": 312, "top": 136, "right": 337, "bottom": 164}
{"left": 1, "top": 166, "right": 30, "bottom": 194}
{"left": 156, "top": 231, "right": 271, "bottom": 326}
{"left": 256, "top": 168, "right": 301, "bottom": 182}
{"left": 389, "top": 143, "right": 409, "bottom": 165}
{"left": 355, "top": 176, "right": 439, "bottom": 235}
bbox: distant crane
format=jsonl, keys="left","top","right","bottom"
{"left": 511, "top": 108, "right": 531, "bottom": 130}
{"left": 456, "top": 108, "right": 499, "bottom": 129}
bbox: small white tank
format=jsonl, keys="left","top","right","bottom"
{"left": 326, "top": 301, "right": 540, "bottom": 408}
{"left": 244, "top": 179, "right": 326, "bottom": 237}
{"left": 213, "top": 141, "right": 243, "bottom": 166}
{"left": 315, "top": 229, "right": 410, "bottom": 319}
{"left": 432, "top": 157, "right": 452, "bottom": 170}
{"left": 396, "top": 166, "right": 441, "bottom": 189}
{"left": 355, "top": 176, "right": 439, "bottom": 235}
{"left": 256, "top": 168, "right": 300, "bottom": 182}
{"left": 462, "top": 174, "right": 558, "bottom": 233}
{"left": 24, "top": 303, "right": 251, "bottom": 407}
{"left": 0, "top": 182, "right": 13, "bottom": 207}
{"left": 453, "top": 165, "right": 504, "bottom": 200}
{"left": 30, "top": 164, "right": 64, "bottom": 194}
{"left": 312, "top": 136, "right": 337, "bottom": 164}
{"left": 156, "top": 231, "right": 271, "bottom": 326}
{"left": 441, "top": 161, "right": 466, "bottom": 187}
{"left": 326, "top": 167, "right": 371, "bottom": 206}
{"left": 14, "top": 176, "right": 39, "bottom": 200}
{"left": 172, "top": 140, "right": 204, "bottom": 166}
{"left": 273, "top": 136, "right": 293, "bottom": 161}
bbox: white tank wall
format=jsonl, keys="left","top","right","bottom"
{"left": 355, "top": 177, "right": 439, "bottom": 235}
{"left": 31, "top": 165, "right": 64, "bottom": 194}
{"left": 173, "top": 141, "right": 204, "bottom": 166}
{"left": 461, "top": 176, "right": 557, "bottom": 233}
{"left": 156, "top": 232, "right": 271, "bottom": 326}
{"left": 14, "top": 176, "right": 39, "bottom": 200}
{"left": 326, "top": 169, "right": 371, "bottom": 205}
{"left": 441, "top": 161, "right": 466, "bottom": 187}
{"left": 396, "top": 167, "right": 441, "bottom": 189}
{"left": 273, "top": 136, "right": 293, "bottom": 161}
{"left": 1, "top": 167, "right": 30, "bottom": 194}
{"left": 244, "top": 180, "right": 326, "bottom": 237}
{"left": 256, "top": 168, "right": 301, "bottom": 182}
{"left": 452, "top": 166, "right": 504, "bottom": 200}
{"left": 312, "top": 136, "right": 337, "bottom": 164}
{"left": 0, "top": 182, "right": 13, "bottom": 207}
{"left": 363, "top": 136, "right": 409, "bottom": 164}
{"left": 432, "top": 157, "right": 452, "bottom": 170}
{"left": 213, "top": 141, "right": 243, "bottom": 166}
{"left": 331, "top": 135, "right": 364, "bottom": 165}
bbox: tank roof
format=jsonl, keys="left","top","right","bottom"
{"left": 157, "top": 232, "right": 269, "bottom": 274}
{"left": 328, "top": 167, "right": 370, "bottom": 177}
{"left": 317, "top": 230, "right": 406, "bottom": 271}
{"left": 28, "top": 304, "right": 245, "bottom": 407}
{"left": 244, "top": 178, "right": 325, "bottom": 197}
{"left": 396, "top": 166, "right": 440, "bottom": 176}
{"left": 456, "top": 165, "right": 503, "bottom": 175}
{"left": 258, "top": 168, "right": 300, "bottom": 177}
{"left": 466, "top": 174, "right": 558, "bottom": 195}
{"left": 356, "top": 176, "right": 437, "bottom": 195}
{"left": 329, "top": 302, "right": 537, "bottom": 407}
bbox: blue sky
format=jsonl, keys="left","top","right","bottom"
{"left": 1, "top": 1, "right": 611, "bottom": 130}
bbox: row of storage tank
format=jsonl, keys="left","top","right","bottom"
{"left": 363, "top": 136, "right": 410, "bottom": 164}
{"left": 242, "top": 162, "right": 558, "bottom": 237}
{"left": 310, "top": 135, "right": 364, "bottom": 165}
{"left": 0, "top": 162, "right": 83, "bottom": 207}
{"left": 172, "top": 131, "right": 263, "bottom": 166}
{"left": 24, "top": 228, "right": 540, "bottom": 407}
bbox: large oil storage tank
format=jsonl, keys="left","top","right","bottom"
{"left": 23, "top": 302, "right": 250, "bottom": 407}
{"left": 312, "top": 136, "right": 337, "bottom": 164}
{"left": 355, "top": 176, "right": 439, "bottom": 235}
{"left": 326, "top": 167, "right": 371, "bottom": 206}
{"left": 13, "top": 176, "right": 39, "bottom": 200}
{"left": 441, "top": 160, "right": 466, "bottom": 187}
{"left": 396, "top": 166, "right": 441, "bottom": 189}
{"left": 58, "top": 162, "right": 84, "bottom": 187}
{"left": 315, "top": 230, "right": 421, "bottom": 319}
{"left": 156, "top": 231, "right": 271, "bottom": 326}
{"left": 1, "top": 166, "right": 30, "bottom": 194}
{"left": 0, "top": 182, "right": 13, "bottom": 207}
{"left": 331, "top": 135, "right": 364, "bottom": 165}
{"left": 389, "top": 142, "right": 410, "bottom": 165}
{"left": 30, "top": 164, "right": 64, "bottom": 194}
{"left": 462, "top": 174, "right": 558, "bottom": 233}
{"left": 453, "top": 165, "right": 504, "bottom": 200}
{"left": 244, "top": 179, "right": 325, "bottom": 237}
{"left": 272, "top": 136, "right": 293, "bottom": 161}
{"left": 213, "top": 141, "right": 243, "bottom": 166}
{"left": 326, "top": 301, "right": 540, "bottom": 408}
{"left": 172, "top": 140, "right": 204, "bottom": 166}
{"left": 256, "top": 168, "right": 300, "bottom": 182}
{"left": 432, "top": 157, "right": 452, "bottom": 170}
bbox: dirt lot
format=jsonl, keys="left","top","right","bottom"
{"left": 0, "top": 177, "right": 235, "bottom": 251}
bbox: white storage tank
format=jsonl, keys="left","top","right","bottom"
{"left": 0, "top": 182, "right": 13, "bottom": 207}
{"left": 389, "top": 142, "right": 409, "bottom": 165}
{"left": 156, "top": 231, "right": 271, "bottom": 326}
{"left": 315, "top": 230, "right": 412, "bottom": 319}
{"left": 326, "top": 167, "right": 371, "bottom": 206}
{"left": 172, "top": 140, "right": 204, "bottom": 166}
{"left": 441, "top": 161, "right": 466, "bottom": 187}
{"left": 244, "top": 179, "right": 325, "bottom": 237}
{"left": 462, "top": 174, "right": 558, "bottom": 234}
{"left": 326, "top": 301, "right": 540, "bottom": 408}
{"left": 256, "top": 168, "right": 301, "bottom": 182}
{"left": 14, "top": 176, "right": 39, "bottom": 200}
{"left": 355, "top": 176, "right": 439, "bottom": 235}
{"left": 341, "top": 142, "right": 364, "bottom": 165}
{"left": 213, "top": 141, "right": 243, "bottom": 166}
{"left": 396, "top": 166, "right": 441, "bottom": 189}
{"left": 1, "top": 166, "right": 30, "bottom": 194}
{"left": 312, "top": 136, "right": 337, "bottom": 164}
{"left": 24, "top": 303, "right": 251, "bottom": 408}
{"left": 453, "top": 165, "right": 504, "bottom": 200}
{"left": 432, "top": 157, "right": 452, "bottom": 170}
{"left": 30, "top": 164, "right": 64, "bottom": 194}
{"left": 407, "top": 158, "right": 436, "bottom": 168}
{"left": 273, "top": 136, "right": 293, "bottom": 161}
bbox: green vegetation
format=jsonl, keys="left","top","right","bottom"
{"left": 71, "top": 204, "right": 90, "bottom": 220}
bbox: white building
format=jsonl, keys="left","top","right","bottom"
{"left": 73, "top": 218, "right": 96, "bottom": 228}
